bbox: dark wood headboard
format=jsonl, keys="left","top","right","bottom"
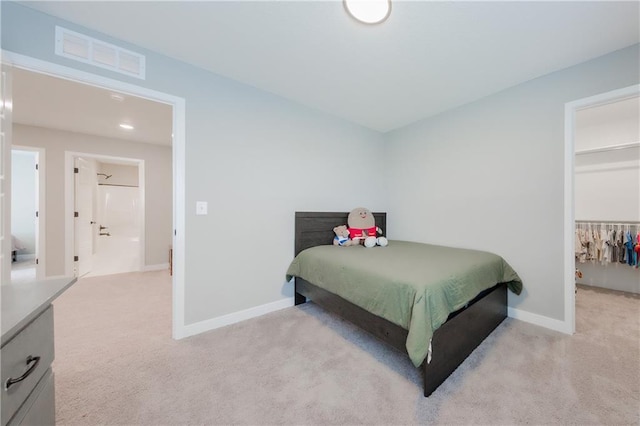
{"left": 294, "top": 211, "right": 387, "bottom": 255}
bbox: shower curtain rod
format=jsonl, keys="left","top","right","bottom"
{"left": 98, "top": 183, "right": 139, "bottom": 188}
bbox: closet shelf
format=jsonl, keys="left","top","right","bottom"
{"left": 575, "top": 220, "right": 640, "bottom": 225}
{"left": 575, "top": 141, "right": 640, "bottom": 155}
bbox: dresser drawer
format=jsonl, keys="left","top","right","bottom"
{"left": 7, "top": 369, "right": 55, "bottom": 426}
{"left": 1, "top": 306, "right": 54, "bottom": 426}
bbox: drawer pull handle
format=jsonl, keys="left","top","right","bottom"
{"left": 4, "top": 356, "right": 40, "bottom": 391}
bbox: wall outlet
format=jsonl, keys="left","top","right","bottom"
{"left": 196, "top": 201, "right": 208, "bottom": 215}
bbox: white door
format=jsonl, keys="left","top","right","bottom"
{"left": 0, "top": 66, "right": 12, "bottom": 285}
{"left": 33, "top": 152, "right": 42, "bottom": 280}
{"left": 74, "top": 157, "right": 96, "bottom": 277}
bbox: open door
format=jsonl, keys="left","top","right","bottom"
{"left": 0, "top": 65, "right": 13, "bottom": 285}
{"left": 74, "top": 156, "right": 97, "bottom": 277}
{"left": 33, "top": 150, "right": 44, "bottom": 280}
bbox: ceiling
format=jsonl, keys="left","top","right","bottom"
{"left": 12, "top": 68, "right": 173, "bottom": 146}
{"left": 16, "top": 1, "right": 640, "bottom": 133}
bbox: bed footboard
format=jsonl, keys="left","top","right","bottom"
{"left": 423, "top": 282, "right": 507, "bottom": 396}
{"left": 295, "top": 278, "right": 507, "bottom": 397}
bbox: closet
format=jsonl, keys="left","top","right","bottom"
{"left": 574, "top": 96, "right": 639, "bottom": 294}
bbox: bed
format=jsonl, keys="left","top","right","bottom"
{"left": 11, "top": 235, "right": 25, "bottom": 262}
{"left": 286, "top": 212, "right": 523, "bottom": 397}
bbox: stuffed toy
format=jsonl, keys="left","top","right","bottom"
{"left": 333, "top": 225, "right": 354, "bottom": 246}
{"left": 347, "top": 207, "right": 388, "bottom": 248}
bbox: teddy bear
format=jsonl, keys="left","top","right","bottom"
{"left": 333, "top": 225, "right": 355, "bottom": 246}
{"left": 347, "top": 207, "right": 388, "bottom": 248}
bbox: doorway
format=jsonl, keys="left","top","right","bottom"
{"left": 3, "top": 51, "right": 187, "bottom": 339}
{"left": 564, "top": 83, "right": 640, "bottom": 334}
{"left": 69, "top": 153, "right": 145, "bottom": 278}
{"left": 10, "top": 146, "right": 45, "bottom": 283}
{"left": 573, "top": 96, "right": 640, "bottom": 294}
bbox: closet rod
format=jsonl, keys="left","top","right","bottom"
{"left": 575, "top": 141, "right": 640, "bottom": 155}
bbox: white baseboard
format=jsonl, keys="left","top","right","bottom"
{"left": 45, "top": 274, "right": 73, "bottom": 280}
{"left": 176, "top": 298, "right": 294, "bottom": 339}
{"left": 143, "top": 263, "right": 169, "bottom": 272}
{"left": 508, "top": 307, "right": 572, "bottom": 334}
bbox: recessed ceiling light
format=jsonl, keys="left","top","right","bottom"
{"left": 119, "top": 123, "right": 134, "bottom": 130}
{"left": 344, "top": 0, "right": 391, "bottom": 25}
{"left": 110, "top": 93, "right": 125, "bottom": 101}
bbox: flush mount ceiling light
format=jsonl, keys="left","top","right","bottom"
{"left": 119, "top": 123, "right": 134, "bottom": 130}
{"left": 344, "top": 0, "right": 391, "bottom": 25}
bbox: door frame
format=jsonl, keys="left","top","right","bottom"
{"left": 66, "top": 152, "right": 144, "bottom": 277}
{"left": 2, "top": 50, "right": 187, "bottom": 339}
{"left": 563, "top": 83, "right": 640, "bottom": 335}
{"left": 11, "top": 145, "right": 46, "bottom": 280}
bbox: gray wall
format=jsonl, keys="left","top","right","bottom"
{"left": 384, "top": 45, "right": 639, "bottom": 321}
{"left": 13, "top": 124, "right": 172, "bottom": 276}
{"left": 2, "top": 3, "right": 386, "bottom": 325}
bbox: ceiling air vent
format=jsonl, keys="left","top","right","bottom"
{"left": 55, "top": 26, "right": 146, "bottom": 80}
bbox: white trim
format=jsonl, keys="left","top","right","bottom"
{"left": 563, "top": 84, "right": 640, "bottom": 337}
{"left": 508, "top": 307, "right": 571, "bottom": 334}
{"left": 138, "top": 161, "right": 146, "bottom": 275}
{"left": 2, "top": 50, "right": 186, "bottom": 340}
{"left": 143, "top": 263, "right": 169, "bottom": 272}
{"left": 176, "top": 298, "right": 295, "bottom": 339}
{"left": 172, "top": 88, "right": 186, "bottom": 341}
{"left": 43, "top": 274, "right": 73, "bottom": 281}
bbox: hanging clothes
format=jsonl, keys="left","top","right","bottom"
{"left": 575, "top": 221, "right": 639, "bottom": 268}
{"left": 624, "top": 231, "right": 635, "bottom": 266}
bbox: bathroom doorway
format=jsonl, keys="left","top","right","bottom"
{"left": 70, "top": 152, "right": 144, "bottom": 278}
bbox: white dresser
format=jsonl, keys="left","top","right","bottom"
{"left": 1, "top": 278, "right": 76, "bottom": 426}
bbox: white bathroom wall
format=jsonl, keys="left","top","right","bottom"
{"left": 88, "top": 184, "right": 141, "bottom": 277}
{"left": 10, "top": 150, "right": 36, "bottom": 256}
{"left": 98, "top": 185, "right": 140, "bottom": 235}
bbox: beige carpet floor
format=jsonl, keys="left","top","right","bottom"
{"left": 52, "top": 271, "right": 640, "bottom": 425}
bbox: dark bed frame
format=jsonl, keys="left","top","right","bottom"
{"left": 293, "top": 212, "right": 507, "bottom": 397}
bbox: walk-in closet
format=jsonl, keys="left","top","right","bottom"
{"left": 574, "top": 96, "right": 639, "bottom": 295}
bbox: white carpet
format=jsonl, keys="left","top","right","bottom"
{"left": 10, "top": 259, "right": 36, "bottom": 284}
{"left": 52, "top": 272, "right": 640, "bottom": 425}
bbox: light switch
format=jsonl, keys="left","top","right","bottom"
{"left": 196, "top": 201, "right": 208, "bottom": 215}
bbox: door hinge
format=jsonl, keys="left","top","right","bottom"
{"left": 36, "top": 258, "right": 39, "bottom": 265}
{"left": 74, "top": 211, "right": 79, "bottom": 218}
{"left": 35, "top": 163, "right": 39, "bottom": 170}
{"left": 74, "top": 256, "right": 79, "bottom": 262}
{"left": 74, "top": 167, "right": 79, "bottom": 174}
{"left": 35, "top": 211, "right": 39, "bottom": 218}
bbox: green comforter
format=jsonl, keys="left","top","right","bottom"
{"left": 286, "top": 240, "right": 523, "bottom": 367}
